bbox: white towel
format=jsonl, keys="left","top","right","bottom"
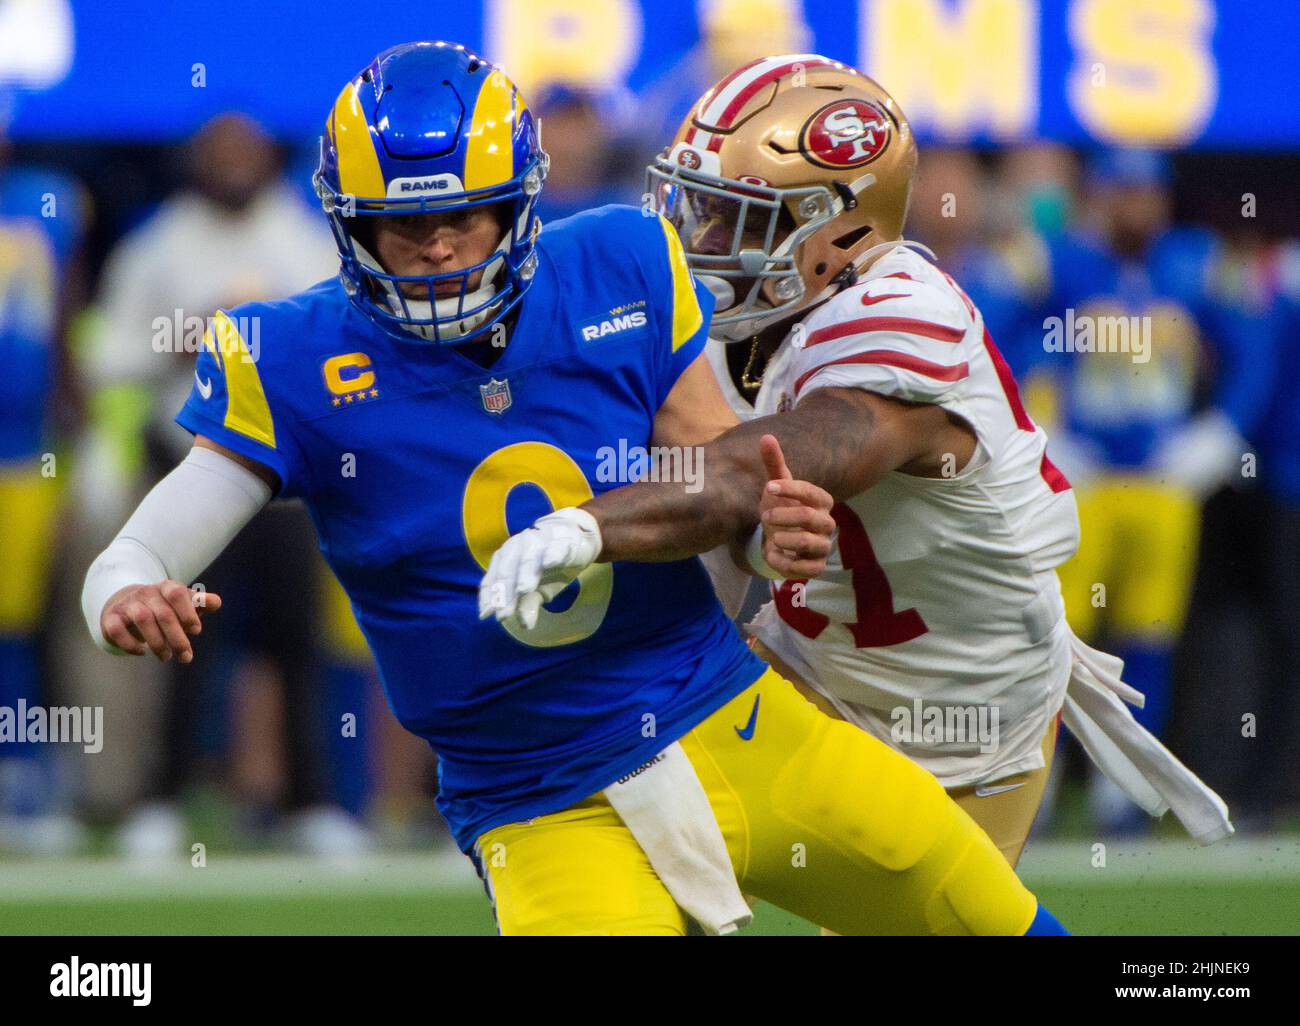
{"left": 603, "top": 741, "right": 752, "bottom": 935}
{"left": 1062, "top": 627, "right": 1233, "bottom": 846}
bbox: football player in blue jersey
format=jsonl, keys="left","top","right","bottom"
{"left": 83, "top": 42, "right": 1067, "bottom": 935}
{"left": 0, "top": 101, "right": 88, "bottom": 848}
{"left": 1020, "top": 151, "right": 1274, "bottom": 831}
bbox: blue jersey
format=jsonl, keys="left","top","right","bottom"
{"left": 1248, "top": 242, "right": 1300, "bottom": 504}
{"left": 0, "top": 166, "right": 84, "bottom": 462}
{"left": 176, "top": 205, "right": 765, "bottom": 850}
{"left": 1034, "top": 227, "right": 1273, "bottom": 469}
{"left": 933, "top": 233, "right": 1051, "bottom": 382}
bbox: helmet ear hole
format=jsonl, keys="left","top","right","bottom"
{"left": 833, "top": 225, "right": 872, "bottom": 250}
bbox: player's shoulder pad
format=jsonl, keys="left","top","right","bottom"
{"left": 790, "top": 249, "right": 973, "bottom": 402}
{"left": 204, "top": 278, "right": 345, "bottom": 381}
{"left": 800, "top": 250, "right": 970, "bottom": 347}
{"left": 538, "top": 203, "right": 705, "bottom": 353}
{"left": 184, "top": 278, "right": 346, "bottom": 464}
{"left": 537, "top": 203, "right": 672, "bottom": 281}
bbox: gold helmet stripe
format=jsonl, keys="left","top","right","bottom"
{"left": 330, "top": 81, "right": 386, "bottom": 199}
{"left": 463, "top": 69, "right": 518, "bottom": 190}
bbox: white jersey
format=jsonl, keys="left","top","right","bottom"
{"left": 724, "top": 245, "right": 1081, "bottom": 787}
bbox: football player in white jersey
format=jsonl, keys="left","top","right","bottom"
{"left": 481, "top": 55, "right": 1232, "bottom": 874}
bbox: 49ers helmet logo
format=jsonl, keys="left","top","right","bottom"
{"left": 800, "top": 99, "right": 891, "bottom": 169}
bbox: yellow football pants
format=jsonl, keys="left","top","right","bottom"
{"left": 477, "top": 667, "right": 1039, "bottom": 935}
{"left": 0, "top": 466, "right": 60, "bottom": 632}
{"left": 1057, "top": 475, "right": 1200, "bottom": 642}
{"left": 754, "top": 639, "right": 1057, "bottom": 870}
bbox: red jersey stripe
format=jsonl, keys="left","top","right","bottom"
{"left": 794, "top": 351, "right": 970, "bottom": 395}
{"left": 804, "top": 316, "right": 966, "bottom": 348}
{"left": 1040, "top": 452, "right": 1072, "bottom": 493}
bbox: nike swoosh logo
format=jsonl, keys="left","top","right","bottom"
{"left": 974, "top": 781, "right": 1026, "bottom": 798}
{"left": 194, "top": 372, "right": 213, "bottom": 400}
{"left": 734, "top": 694, "right": 760, "bottom": 741}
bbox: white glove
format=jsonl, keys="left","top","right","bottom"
{"left": 477, "top": 507, "right": 603, "bottom": 630}
{"left": 1150, "top": 410, "right": 1249, "bottom": 498}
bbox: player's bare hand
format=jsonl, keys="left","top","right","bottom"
{"left": 758, "top": 434, "right": 836, "bottom": 577}
{"left": 100, "top": 581, "right": 222, "bottom": 663}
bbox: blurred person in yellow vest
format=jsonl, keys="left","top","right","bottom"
{"left": 76, "top": 112, "right": 374, "bottom": 858}
{"left": 0, "top": 90, "right": 91, "bottom": 853}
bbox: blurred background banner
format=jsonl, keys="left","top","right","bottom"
{"left": 2, "top": 0, "right": 1297, "bottom": 147}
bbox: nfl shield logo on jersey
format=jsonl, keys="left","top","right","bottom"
{"left": 480, "top": 378, "right": 512, "bottom": 415}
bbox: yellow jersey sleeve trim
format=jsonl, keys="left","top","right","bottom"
{"left": 331, "top": 82, "right": 387, "bottom": 199}
{"left": 207, "top": 312, "right": 277, "bottom": 450}
{"left": 659, "top": 215, "right": 703, "bottom": 352}
{"left": 463, "top": 70, "right": 517, "bottom": 191}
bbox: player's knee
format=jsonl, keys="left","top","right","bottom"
{"left": 923, "top": 831, "right": 1038, "bottom": 936}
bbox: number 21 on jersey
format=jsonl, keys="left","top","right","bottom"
{"left": 774, "top": 502, "right": 929, "bottom": 648}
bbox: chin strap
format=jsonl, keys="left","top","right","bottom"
{"left": 352, "top": 235, "right": 507, "bottom": 342}
{"left": 349, "top": 199, "right": 537, "bottom": 343}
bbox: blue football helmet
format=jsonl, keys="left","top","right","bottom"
{"left": 314, "top": 41, "right": 547, "bottom": 344}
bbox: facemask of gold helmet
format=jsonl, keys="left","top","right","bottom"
{"left": 648, "top": 54, "right": 917, "bottom": 341}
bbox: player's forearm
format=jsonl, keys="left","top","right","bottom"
{"left": 586, "top": 389, "right": 889, "bottom": 563}
{"left": 82, "top": 446, "right": 270, "bottom": 651}
{"left": 584, "top": 441, "right": 764, "bottom": 562}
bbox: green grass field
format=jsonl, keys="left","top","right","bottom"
{"left": 2, "top": 838, "right": 1297, "bottom": 935}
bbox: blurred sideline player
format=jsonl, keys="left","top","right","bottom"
{"left": 529, "top": 85, "right": 632, "bottom": 224}
{"left": 483, "top": 57, "right": 1233, "bottom": 876}
{"left": 83, "top": 112, "right": 372, "bottom": 856}
{"left": 1174, "top": 232, "right": 1300, "bottom": 825}
{"left": 1024, "top": 151, "right": 1273, "bottom": 831}
{"left": 642, "top": 0, "right": 812, "bottom": 146}
{"left": 0, "top": 96, "right": 88, "bottom": 851}
{"left": 84, "top": 41, "right": 1067, "bottom": 935}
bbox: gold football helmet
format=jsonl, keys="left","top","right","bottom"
{"left": 649, "top": 54, "right": 917, "bottom": 340}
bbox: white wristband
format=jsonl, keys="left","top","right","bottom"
{"left": 81, "top": 538, "right": 169, "bottom": 654}
{"left": 82, "top": 446, "right": 272, "bottom": 652}
{"left": 744, "top": 524, "right": 784, "bottom": 580}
